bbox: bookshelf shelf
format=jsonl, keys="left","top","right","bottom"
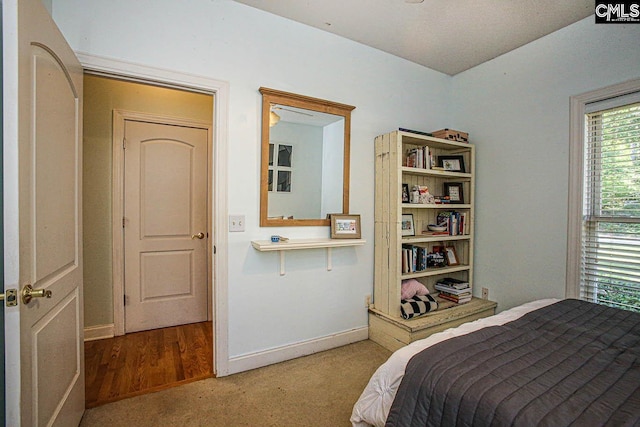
{"left": 401, "top": 203, "right": 472, "bottom": 209}
{"left": 370, "top": 130, "right": 495, "bottom": 351}
{"left": 402, "top": 235, "right": 470, "bottom": 244}
{"left": 401, "top": 166, "right": 472, "bottom": 179}
{"left": 400, "top": 265, "right": 470, "bottom": 280}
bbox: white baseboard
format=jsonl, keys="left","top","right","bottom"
{"left": 226, "top": 327, "right": 369, "bottom": 375}
{"left": 84, "top": 324, "right": 115, "bottom": 342}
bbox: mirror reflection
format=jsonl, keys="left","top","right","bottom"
{"left": 259, "top": 88, "right": 355, "bottom": 227}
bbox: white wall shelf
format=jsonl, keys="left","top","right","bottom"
{"left": 251, "top": 238, "right": 366, "bottom": 275}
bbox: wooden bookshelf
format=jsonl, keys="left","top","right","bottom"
{"left": 370, "top": 130, "right": 496, "bottom": 351}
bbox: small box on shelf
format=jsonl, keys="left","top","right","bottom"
{"left": 432, "top": 128, "right": 469, "bottom": 143}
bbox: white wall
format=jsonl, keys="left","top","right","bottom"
{"left": 451, "top": 17, "right": 640, "bottom": 311}
{"left": 52, "top": 0, "right": 451, "bottom": 367}
{"left": 40, "top": 0, "right": 53, "bottom": 15}
{"left": 321, "top": 120, "right": 345, "bottom": 217}
{"left": 269, "top": 122, "right": 323, "bottom": 219}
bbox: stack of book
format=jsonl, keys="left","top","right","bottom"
{"left": 435, "top": 277, "right": 472, "bottom": 304}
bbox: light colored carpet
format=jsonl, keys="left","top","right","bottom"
{"left": 80, "top": 339, "right": 391, "bottom": 427}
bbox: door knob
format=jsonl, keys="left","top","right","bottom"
{"left": 191, "top": 232, "right": 205, "bottom": 240}
{"left": 22, "top": 284, "right": 52, "bottom": 304}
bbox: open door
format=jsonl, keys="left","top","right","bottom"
{"left": 3, "top": 0, "right": 84, "bottom": 425}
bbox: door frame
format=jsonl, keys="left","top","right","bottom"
{"left": 113, "top": 109, "right": 213, "bottom": 334}
{"left": 78, "top": 53, "right": 230, "bottom": 376}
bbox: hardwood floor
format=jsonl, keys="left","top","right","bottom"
{"left": 84, "top": 321, "right": 213, "bottom": 408}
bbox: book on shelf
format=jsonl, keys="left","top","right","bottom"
{"left": 435, "top": 284, "right": 471, "bottom": 295}
{"left": 399, "top": 128, "right": 433, "bottom": 137}
{"left": 438, "top": 291, "right": 472, "bottom": 304}
{"left": 437, "top": 277, "right": 469, "bottom": 289}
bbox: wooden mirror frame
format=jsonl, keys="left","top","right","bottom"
{"left": 259, "top": 87, "right": 355, "bottom": 227}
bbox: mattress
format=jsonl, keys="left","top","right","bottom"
{"left": 350, "top": 299, "right": 560, "bottom": 427}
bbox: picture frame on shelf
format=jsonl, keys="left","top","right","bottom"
{"left": 445, "top": 246, "right": 459, "bottom": 266}
{"left": 438, "top": 155, "right": 465, "bottom": 173}
{"left": 401, "top": 214, "right": 415, "bottom": 237}
{"left": 444, "top": 182, "right": 464, "bottom": 204}
{"left": 330, "top": 214, "right": 361, "bottom": 239}
{"left": 402, "top": 183, "right": 410, "bottom": 203}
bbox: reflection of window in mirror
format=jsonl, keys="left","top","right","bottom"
{"left": 268, "top": 142, "right": 293, "bottom": 193}
{"left": 268, "top": 143, "right": 274, "bottom": 166}
{"left": 277, "top": 171, "right": 291, "bottom": 192}
{"left": 277, "top": 145, "right": 292, "bottom": 167}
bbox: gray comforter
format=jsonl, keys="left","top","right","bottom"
{"left": 386, "top": 299, "right": 640, "bottom": 427}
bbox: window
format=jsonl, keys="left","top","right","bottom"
{"left": 268, "top": 142, "right": 292, "bottom": 193}
{"left": 567, "top": 80, "right": 640, "bottom": 313}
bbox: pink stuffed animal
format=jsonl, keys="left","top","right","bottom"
{"left": 401, "top": 279, "right": 429, "bottom": 300}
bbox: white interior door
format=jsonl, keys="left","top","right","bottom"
{"left": 3, "top": 0, "right": 84, "bottom": 425}
{"left": 124, "top": 119, "right": 209, "bottom": 333}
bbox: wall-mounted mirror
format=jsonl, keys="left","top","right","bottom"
{"left": 259, "top": 87, "right": 355, "bottom": 227}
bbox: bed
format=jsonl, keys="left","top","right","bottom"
{"left": 351, "top": 298, "right": 640, "bottom": 427}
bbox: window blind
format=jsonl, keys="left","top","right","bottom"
{"left": 582, "top": 100, "right": 640, "bottom": 312}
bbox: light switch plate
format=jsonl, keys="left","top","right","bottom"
{"left": 229, "top": 215, "right": 245, "bottom": 232}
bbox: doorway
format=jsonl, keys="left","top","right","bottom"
{"left": 77, "top": 54, "right": 231, "bottom": 380}
{"left": 82, "top": 74, "right": 215, "bottom": 397}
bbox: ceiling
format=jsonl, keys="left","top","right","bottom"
{"left": 233, "top": 0, "right": 594, "bottom": 76}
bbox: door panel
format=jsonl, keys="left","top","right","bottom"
{"left": 141, "top": 251, "right": 193, "bottom": 298}
{"left": 141, "top": 140, "right": 193, "bottom": 236}
{"left": 33, "top": 46, "right": 78, "bottom": 281}
{"left": 33, "top": 290, "right": 81, "bottom": 427}
{"left": 124, "top": 120, "right": 208, "bottom": 333}
{"left": 4, "top": 0, "right": 84, "bottom": 425}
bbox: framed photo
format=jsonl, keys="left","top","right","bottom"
{"left": 444, "top": 182, "right": 464, "bottom": 204}
{"left": 330, "top": 214, "right": 361, "bottom": 239}
{"left": 401, "top": 214, "right": 415, "bottom": 237}
{"left": 402, "top": 183, "right": 410, "bottom": 203}
{"left": 445, "top": 246, "right": 459, "bottom": 266}
{"left": 438, "top": 155, "right": 465, "bottom": 173}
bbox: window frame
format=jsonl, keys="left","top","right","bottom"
{"left": 566, "top": 78, "right": 640, "bottom": 298}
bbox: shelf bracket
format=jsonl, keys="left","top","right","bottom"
{"left": 279, "top": 251, "right": 286, "bottom": 276}
{"left": 278, "top": 247, "right": 334, "bottom": 275}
